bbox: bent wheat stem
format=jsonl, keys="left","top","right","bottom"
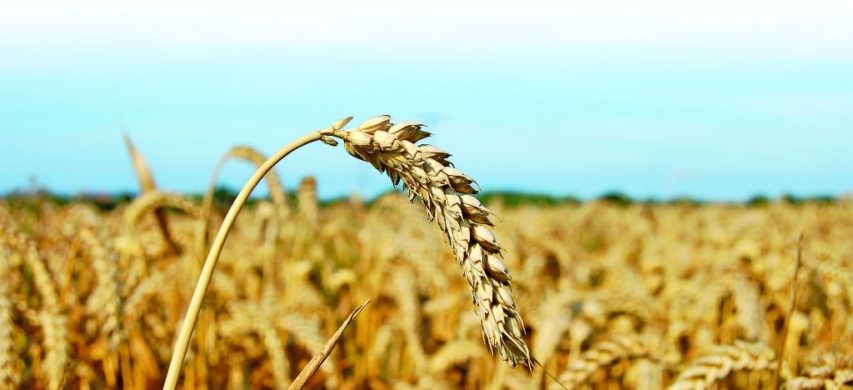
{"left": 163, "top": 130, "right": 330, "bottom": 390}
{"left": 195, "top": 145, "right": 290, "bottom": 256}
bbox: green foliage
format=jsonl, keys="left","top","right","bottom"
{"left": 746, "top": 194, "right": 770, "bottom": 207}
{"left": 212, "top": 185, "right": 239, "bottom": 208}
{"left": 479, "top": 191, "right": 576, "bottom": 207}
{"left": 598, "top": 191, "right": 633, "bottom": 206}
{"left": 1, "top": 188, "right": 840, "bottom": 209}
{"left": 781, "top": 193, "right": 803, "bottom": 205}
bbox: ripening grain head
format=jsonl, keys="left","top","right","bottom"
{"left": 330, "top": 115, "right": 532, "bottom": 368}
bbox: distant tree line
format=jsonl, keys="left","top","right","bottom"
{"left": 0, "top": 186, "right": 842, "bottom": 211}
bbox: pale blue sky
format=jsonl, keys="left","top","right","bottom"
{"left": 2, "top": 1, "right": 852, "bottom": 200}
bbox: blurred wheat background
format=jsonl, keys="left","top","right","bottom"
{"left": 1, "top": 163, "right": 850, "bottom": 388}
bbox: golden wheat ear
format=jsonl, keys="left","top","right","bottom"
{"left": 328, "top": 116, "right": 532, "bottom": 368}
{"left": 669, "top": 341, "right": 777, "bottom": 390}
{"left": 555, "top": 337, "right": 650, "bottom": 389}
{"left": 122, "top": 133, "right": 180, "bottom": 255}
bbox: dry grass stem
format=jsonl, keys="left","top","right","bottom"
{"left": 774, "top": 233, "right": 805, "bottom": 388}
{"left": 197, "top": 145, "right": 289, "bottom": 254}
{"left": 288, "top": 299, "right": 370, "bottom": 390}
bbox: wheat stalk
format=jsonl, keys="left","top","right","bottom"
{"left": 256, "top": 201, "right": 282, "bottom": 297}
{"left": 221, "top": 145, "right": 289, "bottom": 214}
{"left": 196, "top": 145, "right": 290, "bottom": 297}
{"left": 196, "top": 145, "right": 290, "bottom": 254}
{"left": 329, "top": 115, "right": 532, "bottom": 368}
{"left": 297, "top": 176, "right": 319, "bottom": 225}
{"left": 164, "top": 131, "right": 327, "bottom": 389}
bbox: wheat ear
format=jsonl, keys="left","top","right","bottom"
{"left": 328, "top": 116, "right": 532, "bottom": 368}
{"left": 668, "top": 341, "right": 776, "bottom": 390}
{"left": 0, "top": 249, "right": 20, "bottom": 389}
{"left": 555, "top": 336, "right": 649, "bottom": 390}
{"left": 80, "top": 229, "right": 125, "bottom": 386}
{"left": 123, "top": 133, "right": 180, "bottom": 255}
{"left": 783, "top": 353, "right": 853, "bottom": 390}
{"left": 19, "top": 236, "right": 69, "bottom": 390}
{"left": 124, "top": 191, "right": 201, "bottom": 232}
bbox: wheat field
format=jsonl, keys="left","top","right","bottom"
{"left": 0, "top": 120, "right": 850, "bottom": 389}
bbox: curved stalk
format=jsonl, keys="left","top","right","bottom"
{"left": 193, "top": 155, "right": 228, "bottom": 257}
{"left": 194, "top": 146, "right": 289, "bottom": 257}
{"left": 163, "top": 130, "right": 328, "bottom": 390}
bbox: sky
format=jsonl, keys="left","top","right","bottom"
{"left": 1, "top": 1, "right": 852, "bottom": 201}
